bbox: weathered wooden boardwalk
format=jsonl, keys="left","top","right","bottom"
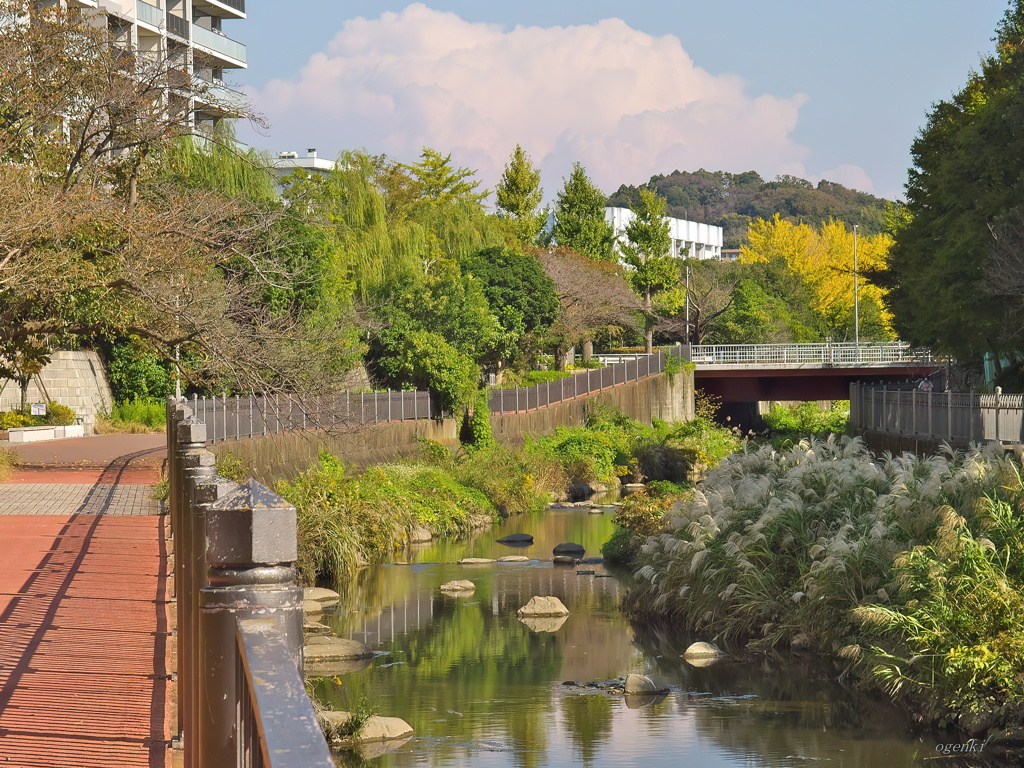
{"left": 0, "top": 437, "right": 171, "bottom": 768}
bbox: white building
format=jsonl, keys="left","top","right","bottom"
{"left": 606, "top": 206, "right": 723, "bottom": 260}
{"left": 51, "top": 0, "right": 247, "bottom": 132}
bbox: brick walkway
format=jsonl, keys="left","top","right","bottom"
{"left": 0, "top": 438, "right": 171, "bottom": 768}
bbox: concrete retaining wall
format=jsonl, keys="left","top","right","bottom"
{"left": 0, "top": 351, "right": 112, "bottom": 434}
{"left": 213, "top": 369, "right": 695, "bottom": 486}
{"left": 491, "top": 370, "right": 694, "bottom": 447}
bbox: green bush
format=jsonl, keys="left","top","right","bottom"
{"left": 0, "top": 411, "right": 36, "bottom": 429}
{"left": 498, "top": 369, "right": 573, "bottom": 388}
{"left": 452, "top": 442, "right": 565, "bottom": 516}
{"left": 45, "top": 402, "right": 76, "bottom": 426}
{"left": 763, "top": 401, "right": 849, "bottom": 438}
{"left": 109, "top": 397, "right": 166, "bottom": 428}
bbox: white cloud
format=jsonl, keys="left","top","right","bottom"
{"left": 817, "top": 164, "right": 877, "bottom": 195}
{"left": 248, "top": 4, "right": 840, "bottom": 200}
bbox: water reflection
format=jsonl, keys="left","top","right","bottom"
{"left": 314, "top": 508, "right": 1000, "bottom": 767}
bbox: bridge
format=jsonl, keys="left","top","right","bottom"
{"left": 685, "top": 342, "right": 941, "bottom": 402}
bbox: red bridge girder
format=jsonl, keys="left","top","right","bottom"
{"left": 694, "top": 365, "right": 942, "bottom": 403}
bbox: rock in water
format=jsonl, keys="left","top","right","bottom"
{"left": 517, "top": 595, "right": 569, "bottom": 617}
{"left": 552, "top": 555, "right": 577, "bottom": 565}
{"left": 458, "top": 557, "right": 495, "bottom": 564}
{"left": 408, "top": 524, "right": 432, "bottom": 543}
{"left": 439, "top": 580, "right": 476, "bottom": 593}
{"left": 304, "top": 635, "right": 374, "bottom": 661}
{"left": 497, "top": 533, "right": 534, "bottom": 544}
{"left": 624, "top": 673, "right": 669, "bottom": 695}
{"left": 683, "top": 641, "right": 724, "bottom": 659}
{"left": 320, "top": 711, "right": 414, "bottom": 742}
{"left": 553, "top": 542, "right": 585, "bottom": 556}
{"left": 497, "top": 555, "right": 529, "bottom": 562}
{"left": 303, "top": 587, "right": 341, "bottom": 605}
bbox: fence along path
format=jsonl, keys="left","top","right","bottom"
{"left": 195, "top": 352, "right": 672, "bottom": 443}
{"left": 850, "top": 383, "right": 1024, "bottom": 445}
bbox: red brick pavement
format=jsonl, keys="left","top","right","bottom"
{"left": 0, "top": 512, "right": 172, "bottom": 767}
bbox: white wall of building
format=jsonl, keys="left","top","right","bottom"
{"left": 606, "top": 207, "right": 723, "bottom": 260}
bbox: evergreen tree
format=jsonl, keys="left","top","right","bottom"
{"left": 551, "top": 162, "right": 615, "bottom": 261}
{"left": 885, "top": 1, "right": 1024, "bottom": 368}
{"left": 621, "top": 188, "right": 675, "bottom": 352}
{"left": 404, "top": 147, "right": 487, "bottom": 203}
{"left": 495, "top": 145, "right": 546, "bottom": 246}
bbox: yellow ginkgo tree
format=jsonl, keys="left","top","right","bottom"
{"left": 740, "top": 215, "right": 894, "bottom": 340}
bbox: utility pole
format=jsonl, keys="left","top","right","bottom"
{"left": 853, "top": 224, "right": 860, "bottom": 359}
{"left": 685, "top": 264, "right": 691, "bottom": 344}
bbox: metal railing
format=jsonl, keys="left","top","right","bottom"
{"left": 167, "top": 401, "right": 333, "bottom": 768}
{"left": 166, "top": 12, "right": 189, "bottom": 38}
{"left": 191, "top": 390, "right": 436, "bottom": 444}
{"left": 850, "top": 383, "right": 1024, "bottom": 445}
{"left": 688, "top": 342, "right": 934, "bottom": 366}
{"left": 488, "top": 350, "right": 670, "bottom": 414}
{"left": 135, "top": 0, "right": 162, "bottom": 27}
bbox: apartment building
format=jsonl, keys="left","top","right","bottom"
{"left": 49, "top": 0, "right": 247, "bottom": 131}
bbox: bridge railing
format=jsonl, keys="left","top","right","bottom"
{"left": 850, "top": 383, "right": 1024, "bottom": 445}
{"left": 688, "top": 342, "right": 934, "bottom": 366}
{"left": 167, "top": 400, "right": 333, "bottom": 768}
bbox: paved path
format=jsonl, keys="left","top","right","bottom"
{"left": 0, "top": 435, "right": 172, "bottom": 768}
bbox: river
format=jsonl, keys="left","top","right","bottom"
{"left": 312, "top": 504, "right": 991, "bottom": 767}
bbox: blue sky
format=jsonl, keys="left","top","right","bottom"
{"left": 230, "top": 0, "right": 1011, "bottom": 202}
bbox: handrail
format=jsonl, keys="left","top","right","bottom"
{"left": 689, "top": 342, "right": 934, "bottom": 366}
{"left": 168, "top": 401, "right": 333, "bottom": 767}
{"left": 236, "top": 619, "right": 333, "bottom": 768}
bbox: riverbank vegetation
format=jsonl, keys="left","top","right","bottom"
{"left": 282, "top": 406, "right": 739, "bottom": 586}
{"left": 627, "top": 436, "right": 1024, "bottom": 736}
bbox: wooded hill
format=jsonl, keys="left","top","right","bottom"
{"left": 607, "top": 170, "right": 890, "bottom": 249}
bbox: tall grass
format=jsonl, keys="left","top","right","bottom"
{"left": 628, "top": 436, "right": 1024, "bottom": 733}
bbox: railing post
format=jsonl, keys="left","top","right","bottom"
{"left": 175, "top": 416, "right": 215, "bottom": 768}
{"left": 198, "top": 480, "right": 303, "bottom": 768}
{"left": 995, "top": 386, "right": 1002, "bottom": 443}
{"left": 882, "top": 385, "right": 888, "bottom": 433}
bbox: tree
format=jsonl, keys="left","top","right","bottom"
{"left": 0, "top": 2, "right": 355, "bottom": 399}
{"left": 403, "top": 147, "right": 487, "bottom": 204}
{"left": 551, "top": 163, "right": 615, "bottom": 261}
{"left": 621, "top": 188, "right": 675, "bottom": 353}
{"left": 495, "top": 145, "right": 547, "bottom": 246}
{"left": 534, "top": 247, "right": 641, "bottom": 367}
{"left": 884, "top": 1, "right": 1024, "bottom": 366}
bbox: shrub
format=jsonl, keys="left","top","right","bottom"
{"left": 109, "top": 397, "right": 166, "bottom": 429}
{"left": 0, "top": 411, "right": 35, "bottom": 429}
{"left": 45, "top": 402, "right": 76, "bottom": 426}
{"left": 763, "top": 401, "right": 849, "bottom": 439}
{"left": 0, "top": 447, "right": 19, "bottom": 482}
{"left": 452, "top": 442, "right": 565, "bottom": 516}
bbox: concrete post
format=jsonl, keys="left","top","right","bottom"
{"left": 198, "top": 480, "right": 303, "bottom": 768}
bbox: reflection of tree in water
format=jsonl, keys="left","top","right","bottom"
{"left": 629, "top": 620, "right": 926, "bottom": 767}
{"left": 315, "top": 590, "right": 563, "bottom": 768}
{"left": 558, "top": 694, "right": 614, "bottom": 766}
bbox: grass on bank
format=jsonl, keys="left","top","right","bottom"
{"left": 626, "top": 435, "right": 1024, "bottom": 735}
{"left": 0, "top": 447, "right": 20, "bottom": 482}
{"left": 95, "top": 397, "right": 167, "bottom": 434}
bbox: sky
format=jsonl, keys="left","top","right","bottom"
{"left": 229, "top": 0, "right": 1012, "bottom": 204}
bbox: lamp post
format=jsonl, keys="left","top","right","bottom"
{"left": 853, "top": 224, "right": 860, "bottom": 358}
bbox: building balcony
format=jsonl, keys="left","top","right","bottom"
{"left": 193, "top": 0, "right": 245, "bottom": 20}
{"left": 135, "top": 0, "right": 162, "bottom": 29}
{"left": 166, "top": 12, "right": 189, "bottom": 40}
{"left": 194, "top": 78, "right": 248, "bottom": 117}
{"left": 191, "top": 24, "right": 246, "bottom": 68}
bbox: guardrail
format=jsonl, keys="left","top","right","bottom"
{"left": 193, "top": 351, "right": 678, "bottom": 442}
{"left": 688, "top": 342, "right": 934, "bottom": 366}
{"left": 190, "top": 391, "right": 436, "bottom": 444}
{"left": 167, "top": 401, "right": 333, "bottom": 768}
{"left": 488, "top": 350, "right": 672, "bottom": 413}
{"left": 850, "top": 383, "right": 1024, "bottom": 445}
